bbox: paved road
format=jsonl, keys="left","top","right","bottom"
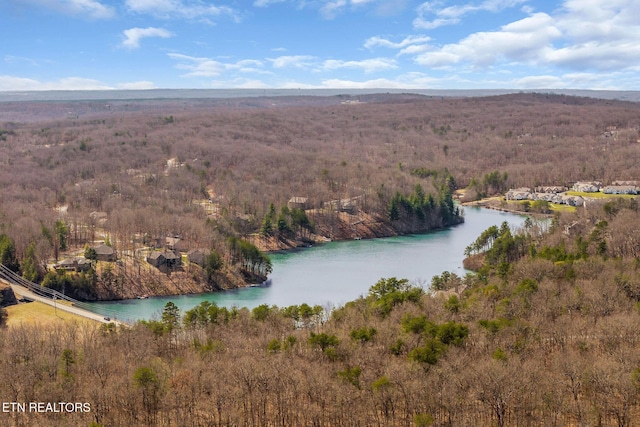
{"left": 7, "top": 282, "right": 126, "bottom": 326}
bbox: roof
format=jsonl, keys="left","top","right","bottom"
{"left": 147, "top": 252, "right": 165, "bottom": 260}
{"left": 56, "top": 258, "right": 91, "bottom": 267}
{"left": 164, "top": 251, "right": 181, "bottom": 260}
{"left": 166, "top": 236, "right": 183, "bottom": 246}
{"left": 148, "top": 250, "right": 180, "bottom": 260}
{"left": 94, "top": 244, "right": 115, "bottom": 255}
{"left": 288, "top": 196, "right": 308, "bottom": 204}
{"left": 187, "top": 248, "right": 207, "bottom": 256}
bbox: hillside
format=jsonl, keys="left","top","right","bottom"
{"left": 2, "top": 92, "right": 640, "bottom": 425}
{"left": 2, "top": 201, "right": 640, "bottom": 425}
{"left": 1, "top": 93, "right": 478, "bottom": 299}
{"left": 0, "top": 92, "right": 637, "bottom": 300}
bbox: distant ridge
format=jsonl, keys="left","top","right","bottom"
{"left": 1, "top": 88, "right": 639, "bottom": 103}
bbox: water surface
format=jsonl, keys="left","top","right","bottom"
{"left": 87, "top": 207, "right": 531, "bottom": 322}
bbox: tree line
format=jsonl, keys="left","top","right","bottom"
{"left": 3, "top": 198, "right": 640, "bottom": 425}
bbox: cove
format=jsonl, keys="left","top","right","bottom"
{"left": 86, "top": 207, "right": 531, "bottom": 323}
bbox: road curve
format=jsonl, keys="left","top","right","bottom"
{"left": 6, "top": 282, "right": 127, "bottom": 326}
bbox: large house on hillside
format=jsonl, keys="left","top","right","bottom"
{"left": 54, "top": 258, "right": 92, "bottom": 272}
{"left": 94, "top": 244, "right": 116, "bottom": 262}
{"left": 187, "top": 249, "right": 207, "bottom": 268}
{"left": 147, "top": 250, "right": 182, "bottom": 269}
{"left": 166, "top": 236, "right": 189, "bottom": 252}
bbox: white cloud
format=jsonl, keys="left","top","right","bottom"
{"left": 320, "top": 0, "right": 347, "bottom": 19}
{"left": 117, "top": 81, "right": 157, "bottom": 89}
{"left": 268, "top": 55, "right": 317, "bottom": 69}
{"left": 253, "top": 0, "right": 286, "bottom": 6}
{"left": 319, "top": 0, "right": 380, "bottom": 19}
{"left": 398, "top": 45, "right": 431, "bottom": 55}
{"left": 168, "top": 53, "right": 268, "bottom": 77}
{"left": 321, "top": 58, "right": 398, "bottom": 73}
{"left": 412, "top": 0, "right": 640, "bottom": 74}
{"left": 168, "top": 54, "right": 225, "bottom": 77}
{"left": 207, "top": 78, "right": 272, "bottom": 89}
{"left": 122, "top": 27, "right": 173, "bottom": 49}
{"left": 511, "top": 71, "right": 636, "bottom": 90}
{"left": 253, "top": 0, "right": 404, "bottom": 19}
{"left": 514, "top": 75, "right": 564, "bottom": 89}
{"left": 0, "top": 76, "right": 164, "bottom": 91}
{"left": 19, "top": 0, "right": 115, "bottom": 19}
{"left": 320, "top": 75, "right": 434, "bottom": 89}
{"left": 0, "top": 75, "right": 114, "bottom": 91}
{"left": 414, "top": 0, "right": 525, "bottom": 29}
{"left": 321, "top": 78, "right": 401, "bottom": 89}
{"left": 4, "top": 55, "right": 42, "bottom": 66}
{"left": 415, "top": 12, "right": 561, "bottom": 68}
{"left": 546, "top": 0, "right": 640, "bottom": 70}
{"left": 364, "top": 35, "right": 431, "bottom": 50}
{"left": 125, "top": 0, "right": 238, "bottom": 20}
{"left": 274, "top": 71, "right": 444, "bottom": 89}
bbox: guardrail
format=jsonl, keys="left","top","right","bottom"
{"left": 0, "top": 263, "right": 122, "bottom": 321}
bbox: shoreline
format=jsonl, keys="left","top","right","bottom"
{"left": 462, "top": 198, "right": 555, "bottom": 218}
{"left": 86, "top": 217, "right": 466, "bottom": 303}
{"left": 258, "top": 214, "right": 465, "bottom": 255}
{"left": 262, "top": 218, "right": 466, "bottom": 255}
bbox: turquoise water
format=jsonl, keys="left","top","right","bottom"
{"left": 86, "top": 207, "right": 531, "bottom": 322}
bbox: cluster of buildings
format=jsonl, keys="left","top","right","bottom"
{"left": 506, "top": 180, "right": 640, "bottom": 207}
{"left": 506, "top": 186, "right": 584, "bottom": 207}
{"left": 146, "top": 237, "right": 208, "bottom": 271}
{"left": 53, "top": 236, "right": 209, "bottom": 274}
{"left": 572, "top": 181, "right": 639, "bottom": 194}
{"left": 54, "top": 244, "right": 116, "bottom": 272}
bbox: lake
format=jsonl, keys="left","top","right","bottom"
{"left": 86, "top": 207, "right": 532, "bottom": 322}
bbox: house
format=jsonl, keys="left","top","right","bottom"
{"left": 166, "top": 236, "right": 189, "bottom": 252}
{"left": 147, "top": 250, "right": 182, "bottom": 269}
{"left": 602, "top": 185, "right": 638, "bottom": 195}
{"left": 506, "top": 188, "right": 532, "bottom": 201}
{"left": 534, "top": 186, "right": 567, "bottom": 194}
{"left": 94, "top": 244, "right": 116, "bottom": 262}
{"left": 535, "top": 193, "right": 557, "bottom": 203}
{"left": 287, "top": 197, "right": 309, "bottom": 210}
{"left": 559, "top": 195, "right": 585, "bottom": 207}
{"left": 572, "top": 181, "right": 602, "bottom": 193}
{"left": 323, "top": 196, "right": 362, "bottom": 213}
{"left": 187, "top": 249, "right": 207, "bottom": 268}
{"left": 54, "top": 258, "right": 92, "bottom": 272}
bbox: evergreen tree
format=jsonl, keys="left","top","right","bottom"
{"left": 21, "top": 242, "right": 41, "bottom": 282}
{"left": 0, "top": 234, "right": 19, "bottom": 272}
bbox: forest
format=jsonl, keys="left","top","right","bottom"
{"left": 0, "top": 93, "right": 502, "bottom": 299}
{"left": 0, "top": 93, "right": 638, "bottom": 298}
{"left": 2, "top": 197, "right": 640, "bottom": 426}
{"left": 1, "top": 92, "right": 640, "bottom": 425}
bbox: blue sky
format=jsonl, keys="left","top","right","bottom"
{"left": 1, "top": 0, "right": 639, "bottom": 90}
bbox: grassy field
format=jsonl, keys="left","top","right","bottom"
{"left": 549, "top": 203, "right": 577, "bottom": 213}
{"left": 5, "top": 301, "right": 97, "bottom": 327}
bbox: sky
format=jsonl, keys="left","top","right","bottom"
{"left": 1, "top": 0, "right": 639, "bottom": 91}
